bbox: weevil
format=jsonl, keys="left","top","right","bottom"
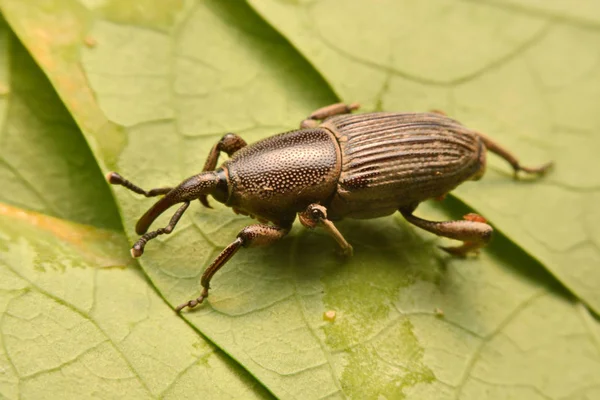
{"left": 107, "top": 103, "right": 552, "bottom": 312}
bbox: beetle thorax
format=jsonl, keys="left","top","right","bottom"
{"left": 222, "top": 128, "right": 341, "bottom": 225}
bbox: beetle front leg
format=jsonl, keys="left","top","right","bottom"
{"left": 175, "top": 223, "right": 291, "bottom": 312}
{"left": 399, "top": 208, "right": 493, "bottom": 256}
{"left": 131, "top": 201, "right": 190, "bottom": 257}
{"left": 200, "top": 133, "right": 247, "bottom": 207}
{"left": 202, "top": 133, "right": 247, "bottom": 172}
{"left": 298, "top": 204, "right": 353, "bottom": 256}
{"left": 300, "top": 102, "right": 361, "bottom": 128}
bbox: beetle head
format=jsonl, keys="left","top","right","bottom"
{"left": 135, "top": 171, "right": 219, "bottom": 234}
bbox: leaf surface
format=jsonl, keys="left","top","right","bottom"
{"left": 2, "top": 1, "right": 600, "bottom": 399}
{"left": 0, "top": 18, "right": 120, "bottom": 229}
{"left": 0, "top": 15, "right": 271, "bottom": 399}
{"left": 0, "top": 203, "right": 270, "bottom": 399}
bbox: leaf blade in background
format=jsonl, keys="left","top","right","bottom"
{"left": 0, "top": 17, "right": 120, "bottom": 230}
{"left": 2, "top": 0, "right": 600, "bottom": 399}
{"left": 0, "top": 10, "right": 273, "bottom": 399}
{"left": 248, "top": 0, "right": 600, "bottom": 315}
{"left": 0, "top": 203, "right": 271, "bottom": 400}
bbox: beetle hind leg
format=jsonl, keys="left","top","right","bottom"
{"left": 301, "top": 102, "right": 360, "bottom": 128}
{"left": 478, "top": 133, "right": 553, "bottom": 177}
{"left": 399, "top": 208, "right": 493, "bottom": 257}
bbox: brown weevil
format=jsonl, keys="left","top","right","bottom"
{"left": 107, "top": 102, "right": 552, "bottom": 312}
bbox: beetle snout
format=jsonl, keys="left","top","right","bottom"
{"left": 135, "top": 172, "right": 219, "bottom": 234}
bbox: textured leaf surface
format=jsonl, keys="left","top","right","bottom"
{"left": 0, "top": 15, "right": 270, "bottom": 400}
{"left": 2, "top": 0, "right": 600, "bottom": 399}
{"left": 0, "top": 18, "right": 119, "bottom": 230}
{"left": 248, "top": 0, "right": 600, "bottom": 315}
{"left": 0, "top": 203, "right": 270, "bottom": 399}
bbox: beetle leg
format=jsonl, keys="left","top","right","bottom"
{"left": 399, "top": 208, "right": 493, "bottom": 257}
{"left": 176, "top": 223, "right": 291, "bottom": 312}
{"left": 477, "top": 133, "right": 553, "bottom": 178}
{"left": 298, "top": 204, "right": 353, "bottom": 256}
{"left": 130, "top": 201, "right": 190, "bottom": 257}
{"left": 200, "top": 133, "right": 247, "bottom": 207}
{"left": 300, "top": 102, "right": 360, "bottom": 128}
{"left": 202, "top": 133, "right": 247, "bottom": 172}
{"left": 106, "top": 172, "right": 173, "bottom": 197}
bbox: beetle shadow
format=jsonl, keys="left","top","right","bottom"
{"left": 284, "top": 201, "right": 575, "bottom": 347}
{"left": 206, "top": 213, "right": 446, "bottom": 315}
{"left": 284, "top": 199, "right": 572, "bottom": 311}
{"left": 273, "top": 214, "right": 451, "bottom": 298}
{"left": 205, "top": 197, "right": 573, "bottom": 320}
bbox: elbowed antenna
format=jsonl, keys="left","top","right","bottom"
{"left": 132, "top": 172, "right": 220, "bottom": 235}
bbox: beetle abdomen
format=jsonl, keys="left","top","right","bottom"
{"left": 322, "top": 112, "right": 485, "bottom": 219}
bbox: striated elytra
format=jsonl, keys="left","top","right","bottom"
{"left": 107, "top": 102, "right": 552, "bottom": 312}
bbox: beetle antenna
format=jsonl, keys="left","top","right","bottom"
{"left": 135, "top": 172, "right": 218, "bottom": 234}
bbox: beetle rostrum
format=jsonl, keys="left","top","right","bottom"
{"left": 107, "top": 102, "right": 552, "bottom": 312}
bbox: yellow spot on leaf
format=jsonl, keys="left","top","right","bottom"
{"left": 0, "top": 202, "right": 132, "bottom": 268}
{"left": 84, "top": 35, "right": 97, "bottom": 48}
{"left": 100, "top": 0, "right": 185, "bottom": 31}
{"left": 0, "top": 82, "right": 9, "bottom": 95}
{"left": 323, "top": 310, "right": 337, "bottom": 322}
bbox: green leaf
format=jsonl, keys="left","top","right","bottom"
{"left": 0, "top": 203, "right": 271, "bottom": 399}
{"left": 2, "top": 0, "right": 600, "bottom": 399}
{"left": 0, "top": 15, "right": 271, "bottom": 399}
{"left": 247, "top": 0, "right": 600, "bottom": 315}
{"left": 0, "top": 18, "right": 120, "bottom": 230}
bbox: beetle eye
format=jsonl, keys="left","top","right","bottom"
{"left": 212, "top": 168, "right": 229, "bottom": 204}
{"left": 311, "top": 209, "right": 322, "bottom": 219}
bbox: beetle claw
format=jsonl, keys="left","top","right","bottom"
{"left": 518, "top": 161, "right": 554, "bottom": 176}
{"left": 175, "top": 288, "right": 209, "bottom": 312}
{"left": 336, "top": 245, "right": 354, "bottom": 258}
{"left": 175, "top": 295, "right": 205, "bottom": 313}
